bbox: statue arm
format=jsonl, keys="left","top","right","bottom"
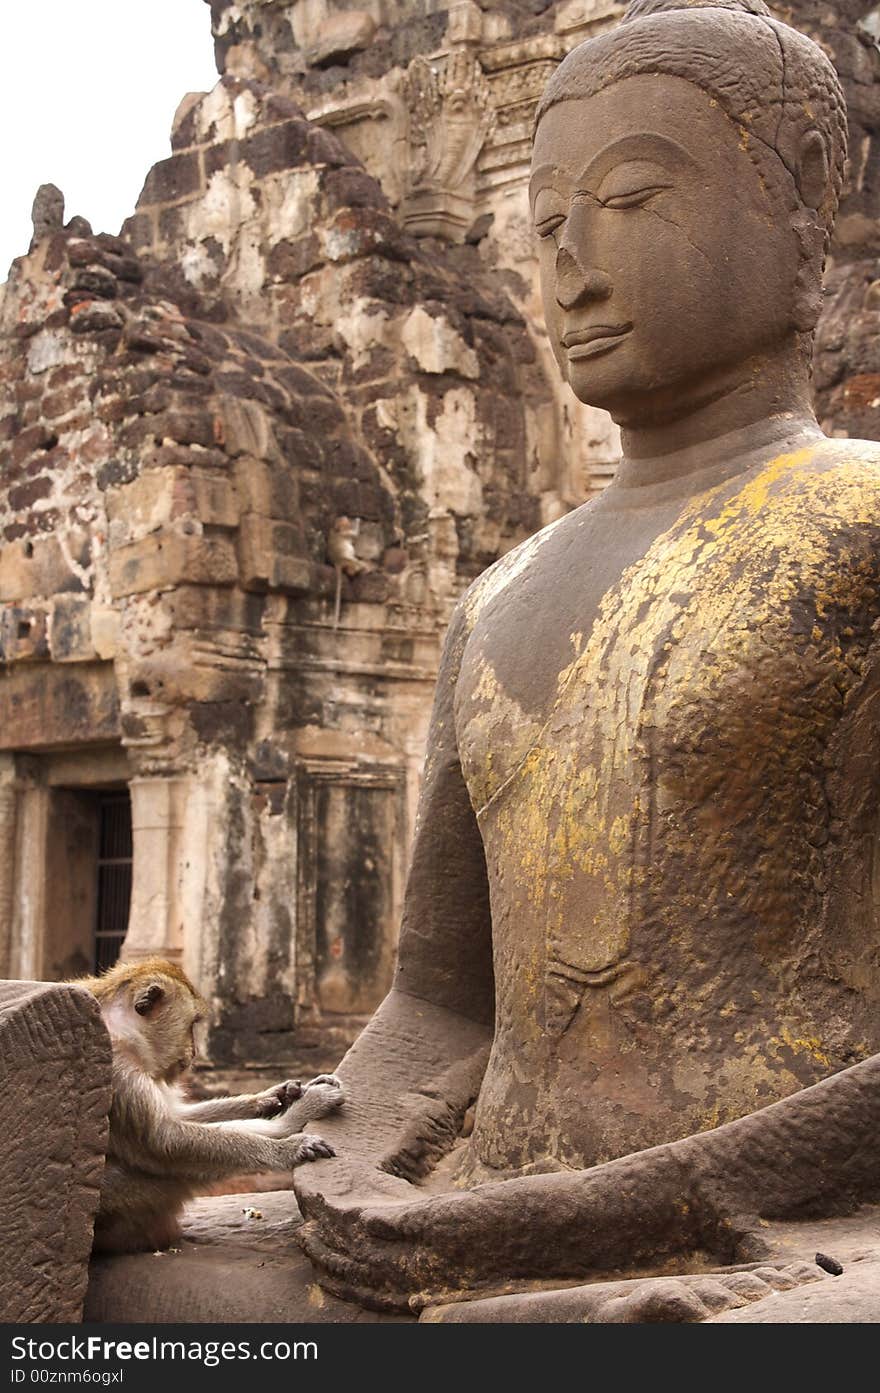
{"left": 296, "top": 599, "right": 494, "bottom": 1178}
{"left": 297, "top": 1048, "right": 880, "bottom": 1310}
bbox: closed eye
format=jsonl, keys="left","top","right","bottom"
{"left": 535, "top": 214, "right": 565, "bottom": 238}
{"left": 601, "top": 184, "right": 672, "bottom": 210}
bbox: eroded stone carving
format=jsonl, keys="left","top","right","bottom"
{"left": 400, "top": 52, "right": 496, "bottom": 240}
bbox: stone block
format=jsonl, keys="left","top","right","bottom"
{"left": 148, "top": 407, "right": 223, "bottom": 451}
{"left": 107, "top": 469, "right": 238, "bottom": 538}
{"left": 90, "top": 605, "right": 120, "bottom": 660}
{"left": 170, "top": 91, "right": 204, "bottom": 151}
{"left": 0, "top": 662, "right": 119, "bottom": 751}
{"left": 68, "top": 301, "right": 124, "bottom": 335}
{"left": 233, "top": 455, "right": 274, "bottom": 516}
{"left": 321, "top": 167, "right": 388, "bottom": 214}
{"left": 10, "top": 421, "right": 56, "bottom": 469}
{"left": 220, "top": 397, "right": 278, "bottom": 460}
{"left": 187, "top": 471, "right": 240, "bottom": 528}
{"left": 401, "top": 305, "right": 480, "bottom": 379}
{"left": 138, "top": 151, "right": 203, "bottom": 207}
{"left": 120, "top": 211, "right": 156, "bottom": 252}
{"left": 321, "top": 208, "right": 410, "bottom": 264}
{"left": 0, "top": 606, "right": 49, "bottom": 662}
{"left": 302, "top": 10, "right": 377, "bottom": 68}
{"left": 7, "top": 475, "right": 54, "bottom": 513}
{"left": 271, "top": 554, "right": 312, "bottom": 594}
{"left": 265, "top": 233, "right": 322, "bottom": 282}
{"left": 0, "top": 535, "right": 81, "bottom": 603}
{"left": 0, "top": 981, "right": 111, "bottom": 1322}
{"left": 237, "top": 512, "right": 274, "bottom": 588}
{"left": 50, "top": 595, "right": 96, "bottom": 662}
{"left": 109, "top": 531, "right": 239, "bottom": 597}
{"left": 237, "top": 514, "right": 311, "bottom": 594}
{"left": 239, "top": 120, "right": 310, "bottom": 178}
{"left": 165, "top": 585, "right": 266, "bottom": 634}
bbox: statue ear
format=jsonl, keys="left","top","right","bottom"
{"left": 134, "top": 982, "right": 165, "bottom": 1017}
{"left": 797, "top": 130, "right": 829, "bottom": 213}
{"left": 790, "top": 131, "right": 830, "bottom": 335}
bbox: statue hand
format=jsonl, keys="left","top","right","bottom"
{"left": 292, "top": 1139, "right": 765, "bottom": 1311}
{"left": 295, "top": 1163, "right": 495, "bottom": 1310}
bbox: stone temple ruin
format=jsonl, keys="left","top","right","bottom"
{"left": 1, "top": 0, "right": 876, "bottom": 1073}
{"left": 1, "top": 0, "right": 880, "bottom": 1327}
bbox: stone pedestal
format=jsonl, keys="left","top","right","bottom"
{"left": 0, "top": 981, "right": 111, "bottom": 1322}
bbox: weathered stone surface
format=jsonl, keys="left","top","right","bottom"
{"left": 303, "top": 11, "right": 377, "bottom": 69}
{"left": 421, "top": 1263, "right": 833, "bottom": 1323}
{"left": 0, "top": 663, "right": 119, "bottom": 750}
{"left": 3, "top": 6, "right": 878, "bottom": 1312}
{"left": 709, "top": 1263, "right": 880, "bottom": 1322}
{"left": 0, "top": 981, "right": 111, "bottom": 1322}
{"left": 108, "top": 532, "right": 240, "bottom": 597}
{"left": 49, "top": 594, "right": 96, "bottom": 662}
{"left": 85, "top": 1192, "right": 400, "bottom": 1323}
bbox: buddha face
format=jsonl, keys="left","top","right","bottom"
{"left": 530, "top": 73, "right": 801, "bottom": 425}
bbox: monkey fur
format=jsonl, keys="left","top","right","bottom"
{"left": 75, "top": 957, "right": 345, "bottom": 1254}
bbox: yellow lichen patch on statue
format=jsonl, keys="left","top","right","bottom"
{"left": 465, "top": 442, "right": 880, "bottom": 1165}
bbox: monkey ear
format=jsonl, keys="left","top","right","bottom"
{"left": 134, "top": 982, "right": 165, "bottom": 1017}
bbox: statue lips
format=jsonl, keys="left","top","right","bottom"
{"left": 563, "top": 323, "right": 632, "bottom": 359}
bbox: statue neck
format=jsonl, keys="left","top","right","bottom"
{"left": 612, "top": 346, "right": 821, "bottom": 493}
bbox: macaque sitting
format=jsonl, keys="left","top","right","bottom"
{"left": 76, "top": 957, "right": 344, "bottom": 1254}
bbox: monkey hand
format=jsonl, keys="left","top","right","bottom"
{"left": 301, "top": 1074, "right": 346, "bottom": 1118}
{"left": 270, "top": 1075, "right": 345, "bottom": 1135}
{"left": 257, "top": 1079, "right": 304, "bottom": 1117}
{"left": 282, "top": 1133, "right": 337, "bottom": 1168}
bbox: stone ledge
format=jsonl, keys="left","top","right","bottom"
{"left": 84, "top": 1192, "right": 403, "bottom": 1324}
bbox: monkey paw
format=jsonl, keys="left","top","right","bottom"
{"left": 301, "top": 1076, "right": 346, "bottom": 1119}
{"left": 258, "top": 1079, "right": 304, "bottom": 1116}
{"left": 293, "top": 1136, "right": 336, "bottom": 1165}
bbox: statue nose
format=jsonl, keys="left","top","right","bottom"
{"left": 555, "top": 245, "right": 612, "bottom": 309}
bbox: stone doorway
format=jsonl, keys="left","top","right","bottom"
{"left": 41, "top": 783, "right": 133, "bottom": 980}
{"left": 93, "top": 792, "right": 133, "bottom": 973}
{"left": 0, "top": 748, "right": 134, "bottom": 982}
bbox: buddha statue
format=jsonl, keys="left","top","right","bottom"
{"left": 287, "top": 0, "right": 880, "bottom": 1314}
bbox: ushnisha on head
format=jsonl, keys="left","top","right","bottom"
{"left": 531, "top": 0, "right": 848, "bottom": 424}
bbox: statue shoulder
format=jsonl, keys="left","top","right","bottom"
{"left": 776, "top": 436, "right": 880, "bottom": 523}
{"left": 458, "top": 509, "right": 582, "bottom": 634}
{"left": 796, "top": 435, "right": 880, "bottom": 481}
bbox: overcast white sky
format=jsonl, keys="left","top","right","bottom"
{"left": 1, "top": 1, "right": 219, "bottom": 278}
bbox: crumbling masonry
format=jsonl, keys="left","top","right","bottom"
{"left": 0, "top": 0, "right": 877, "bottom": 1065}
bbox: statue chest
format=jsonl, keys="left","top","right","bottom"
{"left": 455, "top": 459, "right": 880, "bottom": 1037}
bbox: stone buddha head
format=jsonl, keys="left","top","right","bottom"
{"left": 530, "top": 0, "right": 848, "bottom": 427}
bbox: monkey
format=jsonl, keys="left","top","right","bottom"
{"left": 327, "top": 515, "right": 368, "bottom": 628}
{"left": 73, "top": 957, "right": 345, "bottom": 1254}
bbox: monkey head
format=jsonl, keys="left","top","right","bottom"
{"left": 85, "top": 957, "right": 208, "bottom": 1083}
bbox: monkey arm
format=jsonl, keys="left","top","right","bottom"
{"left": 177, "top": 1095, "right": 266, "bottom": 1122}
{"left": 108, "top": 1068, "right": 326, "bottom": 1182}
